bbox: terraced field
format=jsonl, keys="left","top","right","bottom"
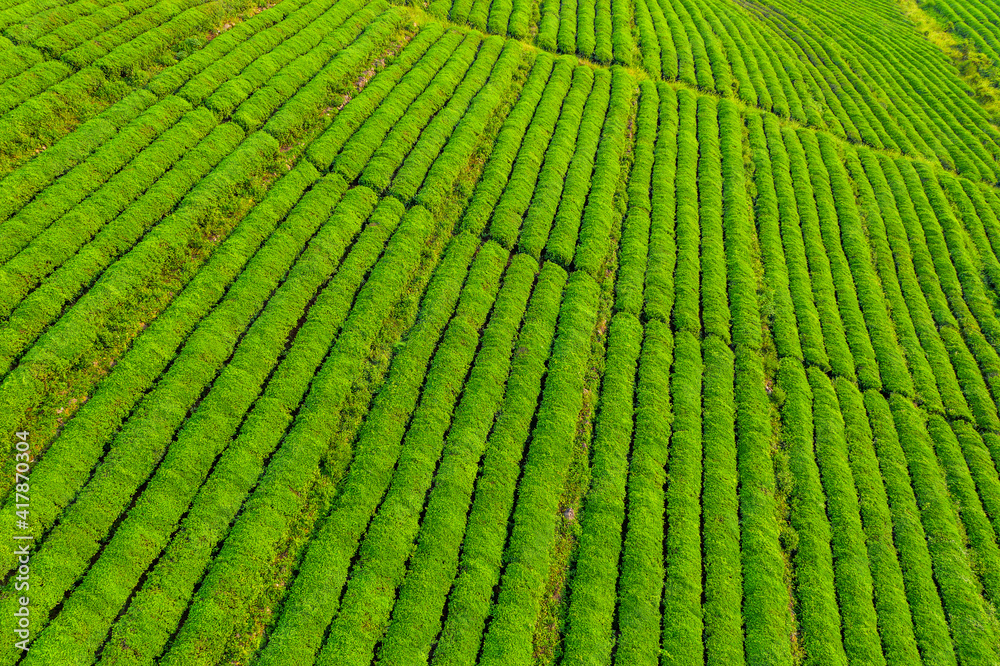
{"left": 4, "top": 0, "right": 1000, "bottom": 663}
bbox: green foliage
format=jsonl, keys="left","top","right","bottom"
{"left": 314, "top": 241, "right": 509, "bottom": 666}
{"left": 478, "top": 270, "right": 599, "bottom": 666}
{"left": 575, "top": 66, "right": 632, "bottom": 274}
{"left": 507, "top": 0, "right": 532, "bottom": 39}
{"left": 158, "top": 0, "right": 316, "bottom": 100}
{"left": 0, "top": 160, "right": 319, "bottom": 595}
{"left": 163, "top": 207, "right": 446, "bottom": 666}
{"left": 836, "top": 380, "right": 922, "bottom": 666}
{"left": 698, "top": 95, "right": 728, "bottom": 342}
{"left": 0, "top": 60, "right": 73, "bottom": 116}
{"left": 615, "top": 79, "right": 657, "bottom": 316}
{"left": 0, "top": 130, "right": 275, "bottom": 448}
{"left": 762, "top": 115, "right": 830, "bottom": 371}
{"left": 819, "top": 135, "right": 914, "bottom": 397}
{"left": 719, "top": 101, "right": 758, "bottom": 350}
{"left": 535, "top": 0, "right": 559, "bottom": 50}
{"left": 392, "top": 36, "right": 516, "bottom": 203}
{"left": 0, "top": 106, "right": 219, "bottom": 320}
{"left": 173, "top": 35, "right": 205, "bottom": 60}
{"left": 701, "top": 335, "right": 744, "bottom": 666}
{"left": 489, "top": 0, "right": 514, "bottom": 36}
{"left": 21, "top": 183, "right": 379, "bottom": 666}
{"left": 661, "top": 330, "right": 704, "bottom": 664}
{"left": 542, "top": 65, "right": 610, "bottom": 264}
{"left": 562, "top": 312, "right": 642, "bottom": 666}
{"left": 879, "top": 154, "right": 1000, "bottom": 428}
{"left": 489, "top": 55, "right": 575, "bottom": 249}
{"left": 747, "top": 111, "right": 801, "bottom": 360}
{"left": 594, "top": 0, "right": 612, "bottom": 63}
{"left": 376, "top": 253, "right": 538, "bottom": 665}
{"left": 948, "top": 177, "right": 1000, "bottom": 304}
{"left": 865, "top": 389, "right": 958, "bottom": 663}
{"left": 333, "top": 31, "right": 469, "bottom": 181}
{"left": 556, "top": 0, "right": 576, "bottom": 54}
{"left": 306, "top": 22, "right": 445, "bottom": 169}
{"left": 238, "top": 4, "right": 406, "bottom": 133}
{"left": 779, "top": 358, "right": 848, "bottom": 666}
{"left": 416, "top": 41, "right": 530, "bottom": 210}
{"left": 13, "top": 2, "right": 1000, "bottom": 662}
{"left": 517, "top": 64, "right": 594, "bottom": 258}
{"left": 576, "top": 0, "right": 595, "bottom": 59}
{"left": 466, "top": 0, "right": 491, "bottom": 30}
{"left": 853, "top": 148, "right": 965, "bottom": 418}
{"left": 643, "top": 82, "right": 677, "bottom": 323}
{"left": 360, "top": 31, "right": 490, "bottom": 193}
{"left": 459, "top": 51, "right": 553, "bottom": 236}
{"left": 616, "top": 317, "right": 672, "bottom": 664}
{"left": 801, "top": 131, "right": 881, "bottom": 388}
{"left": 808, "top": 369, "right": 885, "bottom": 666}
{"left": 0, "top": 117, "right": 238, "bottom": 392}
{"left": 782, "top": 127, "right": 856, "bottom": 382}
{"left": 0, "top": 93, "right": 187, "bottom": 263}
{"left": 736, "top": 343, "right": 792, "bottom": 665}
{"left": 814, "top": 133, "right": 908, "bottom": 394}
{"left": 951, "top": 420, "right": 1000, "bottom": 539}
{"left": 633, "top": 0, "right": 660, "bottom": 78}
{"left": 909, "top": 161, "right": 1000, "bottom": 346}
{"left": 924, "top": 416, "right": 1000, "bottom": 613}
{"left": 100, "top": 168, "right": 412, "bottom": 666}
{"left": 431, "top": 261, "right": 566, "bottom": 666}
{"left": 889, "top": 395, "right": 1000, "bottom": 665}
{"left": 0, "top": 65, "right": 114, "bottom": 171}
{"left": 93, "top": 1, "right": 224, "bottom": 76}
{"left": 609, "top": 0, "right": 634, "bottom": 64}
{"left": 449, "top": 0, "right": 475, "bottom": 26}
{"left": 672, "top": 88, "right": 700, "bottom": 335}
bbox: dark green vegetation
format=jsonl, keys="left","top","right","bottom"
{"left": 4, "top": 0, "right": 1000, "bottom": 662}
